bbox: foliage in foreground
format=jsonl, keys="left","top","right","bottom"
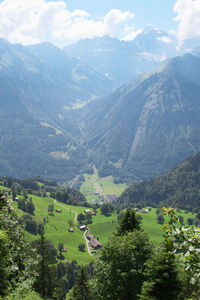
{"left": 0, "top": 191, "right": 39, "bottom": 298}
{"left": 93, "top": 230, "right": 152, "bottom": 299}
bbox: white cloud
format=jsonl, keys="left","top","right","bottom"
{"left": 174, "top": 0, "right": 200, "bottom": 44}
{"left": 157, "top": 36, "right": 173, "bottom": 44}
{"left": 0, "top": 0, "right": 137, "bottom": 47}
{"left": 121, "top": 24, "right": 142, "bottom": 41}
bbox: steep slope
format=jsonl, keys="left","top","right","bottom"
{"left": 0, "top": 39, "right": 115, "bottom": 180}
{"left": 64, "top": 27, "right": 177, "bottom": 85}
{"left": 81, "top": 53, "right": 200, "bottom": 183}
{"left": 117, "top": 150, "right": 200, "bottom": 211}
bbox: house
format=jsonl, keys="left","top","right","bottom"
{"left": 134, "top": 208, "right": 149, "bottom": 214}
{"left": 89, "top": 239, "right": 102, "bottom": 250}
{"left": 84, "top": 209, "right": 90, "bottom": 213}
{"left": 91, "top": 211, "right": 96, "bottom": 215}
{"left": 56, "top": 209, "right": 62, "bottom": 213}
{"left": 61, "top": 246, "right": 67, "bottom": 252}
{"left": 78, "top": 225, "right": 87, "bottom": 231}
{"left": 68, "top": 227, "right": 74, "bottom": 232}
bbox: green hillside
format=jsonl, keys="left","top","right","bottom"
{"left": 118, "top": 150, "right": 200, "bottom": 212}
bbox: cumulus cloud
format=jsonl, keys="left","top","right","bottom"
{"left": 174, "top": 0, "right": 200, "bottom": 44}
{"left": 0, "top": 0, "right": 137, "bottom": 47}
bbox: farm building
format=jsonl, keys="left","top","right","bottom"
{"left": 78, "top": 225, "right": 87, "bottom": 231}
{"left": 87, "top": 235, "right": 94, "bottom": 240}
{"left": 61, "top": 246, "right": 67, "bottom": 252}
{"left": 89, "top": 239, "right": 102, "bottom": 250}
{"left": 56, "top": 209, "right": 62, "bottom": 213}
{"left": 84, "top": 209, "right": 90, "bottom": 213}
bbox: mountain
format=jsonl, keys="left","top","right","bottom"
{"left": 80, "top": 52, "right": 200, "bottom": 184}
{"left": 0, "top": 39, "right": 114, "bottom": 180}
{"left": 64, "top": 27, "right": 177, "bottom": 85}
{"left": 117, "top": 150, "right": 200, "bottom": 211}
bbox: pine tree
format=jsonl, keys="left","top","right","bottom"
{"left": 139, "top": 248, "right": 182, "bottom": 300}
{"left": 33, "top": 235, "right": 58, "bottom": 298}
{"left": 71, "top": 266, "right": 92, "bottom": 300}
{"left": 117, "top": 209, "right": 140, "bottom": 236}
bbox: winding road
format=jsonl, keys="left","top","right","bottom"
{"left": 54, "top": 199, "right": 93, "bottom": 257}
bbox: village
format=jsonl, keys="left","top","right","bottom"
{"left": 55, "top": 206, "right": 102, "bottom": 256}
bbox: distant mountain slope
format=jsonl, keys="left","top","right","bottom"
{"left": 64, "top": 27, "right": 177, "bottom": 85}
{"left": 81, "top": 53, "right": 200, "bottom": 183}
{"left": 0, "top": 39, "right": 116, "bottom": 180}
{"left": 117, "top": 150, "right": 200, "bottom": 211}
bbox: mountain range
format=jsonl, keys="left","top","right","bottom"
{"left": 64, "top": 26, "right": 177, "bottom": 85}
{"left": 80, "top": 52, "right": 200, "bottom": 183}
{"left": 1, "top": 34, "right": 200, "bottom": 184}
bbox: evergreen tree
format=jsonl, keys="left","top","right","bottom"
{"left": 27, "top": 200, "right": 35, "bottom": 215}
{"left": 117, "top": 209, "right": 140, "bottom": 236}
{"left": 33, "top": 235, "right": 58, "bottom": 298}
{"left": 139, "top": 248, "right": 182, "bottom": 300}
{"left": 70, "top": 266, "right": 92, "bottom": 300}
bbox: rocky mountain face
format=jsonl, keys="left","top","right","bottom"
{"left": 64, "top": 27, "right": 177, "bottom": 85}
{"left": 81, "top": 53, "right": 200, "bottom": 183}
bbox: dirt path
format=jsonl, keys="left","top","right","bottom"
{"left": 54, "top": 199, "right": 77, "bottom": 222}
{"left": 84, "top": 230, "right": 93, "bottom": 257}
{"left": 54, "top": 199, "right": 93, "bottom": 256}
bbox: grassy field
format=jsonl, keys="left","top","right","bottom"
{"left": 11, "top": 196, "right": 94, "bottom": 264}
{"left": 1, "top": 183, "right": 196, "bottom": 265}
{"left": 80, "top": 166, "right": 127, "bottom": 203}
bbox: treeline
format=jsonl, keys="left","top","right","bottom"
{"left": 1, "top": 175, "right": 88, "bottom": 207}
{"left": 117, "top": 151, "right": 200, "bottom": 211}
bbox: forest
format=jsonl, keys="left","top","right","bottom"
{"left": 1, "top": 188, "right": 200, "bottom": 300}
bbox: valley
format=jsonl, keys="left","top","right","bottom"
{"left": 1, "top": 15, "right": 200, "bottom": 298}
{"left": 1, "top": 177, "right": 196, "bottom": 264}
{"left": 80, "top": 166, "right": 127, "bottom": 203}
{"left": 1, "top": 38, "right": 200, "bottom": 184}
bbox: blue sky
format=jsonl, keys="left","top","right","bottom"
{"left": 0, "top": 0, "right": 199, "bottom": 47}
{"left": 65, "top": 0, "right": 177, "bottom": 31}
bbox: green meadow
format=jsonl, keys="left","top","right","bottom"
{"left": 80, "top": 166, "right": 127, "bottom": 203}
{"left": 11, "top": 195, "right": 93, "bottom": 264}
{"left": 1, "top": 184, "right": 196, "bottom": 265}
